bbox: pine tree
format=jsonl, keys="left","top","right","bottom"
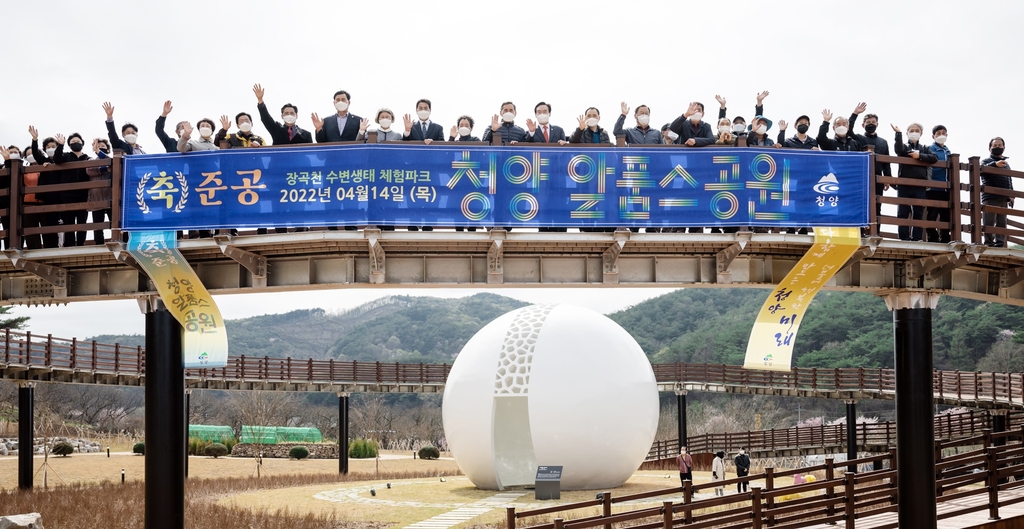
{"left": 0, "top": 306, "right": 30, "bottom": 330}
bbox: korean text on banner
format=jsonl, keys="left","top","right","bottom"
{"left": 126, "top": 231, "right": 228, "bottom": 368}
{"left": 743, "top": 227, "right": 861, "bottom": 372}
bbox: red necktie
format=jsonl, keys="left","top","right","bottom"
{"left": 543, "top": 125, "right": 549, "bottom": 143}
{"left": 288, "top": 126, "right": 294, "bottom": 141}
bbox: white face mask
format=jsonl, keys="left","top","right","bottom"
{"left": 282, "top": 114, "right": 297, "bottom": 124}
{"left": 718, "top": 126, "right": 731, "bottom": 134}
{"left": 45, "top": 147, "right": 56, "bottom": 158}
{"left": 378, "top": 118, "right": 392, "bottom": 129}
{"left": 501, "top": 112, "right": 515, "bottom": 123}
{"left": 935, "top": 135, "right": 948, "bottom": 145}
{"left": 25, "top": 155, "right": 36, "bottom": 165}
{"left": 733, "top": 123, "right": 745, "bottom": 133}
{"left": 908, "top": 132, "right": 922, "bottom": 142}
{"left": 835, "top": 125, "right": 849, "bottom": 136}
{"left": 637, "top": 114, "right": 650, "bottom": 126}
{"left": 238, "top": 122, "right": 253, "bottom": 133}
{"left": 536, "top": 113, "right": 550, "bottom": 124}
{"left": 199, "top": 127, "right": 213, "bottom": 138}
{"left": 755, "top": 125, "right": 767, "bottom": 135}
{"left": 458, "top": 127, "right": 471, "bottom": 137}
{"left": 334, "top": 101, "right": 349, "bottom": 112}
{"left": 124, "top": 133, "right": 138, "bottom": 144}
{"left": 690, "top": 112, "right": 703, "bottom": 122}
{"left": 8, "top": 153, "right": 20, "bottom": 160}
{"left": 667, "top": 131, "right": 679, "bottom": 141}
{"left": 417, "top": 110, "right": 431, "bottom": 121}
{"left": 586, "top": 117, "right": 599, "bottom": 128}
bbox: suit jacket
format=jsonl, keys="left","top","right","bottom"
{"left": 316, "top": 112, "right": 362, "bottom": 142}
{"left": 155, "top": 115, "right": 181, "bottom": 153}
{"left": 405, "top": 121, "right": 445, "bottom": 142}
{"left": 257, "top": 103, "right": 312, "bottom": 145}
{"left": 524, "top": 124, "right": 566, "bottom": 143}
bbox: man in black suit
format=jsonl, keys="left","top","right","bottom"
{"left": 155, "top": 100, "right": 186, "bottom": 153}
{"left": 403, "top": 99, "right": 445, "bottom": 143}
{"left": 523, "top": 102, "right": 568, "bottom": 144}
{"left": 253, "top": 84, "right": 313, "bottom": 145}
{"left": 313, "top": 90, "right": 363, "bottom": 143}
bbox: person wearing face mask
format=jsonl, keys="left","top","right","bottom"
{"left": 715, "top": 92, "right": 768, "bottom": 140}
{"left": 155, "top": 100, "right": 188, "bottom": 153}
{"left": 53, "top": 132, "right": 92, "bottom": 247}
{"left": 661, "top": 124, "right": 679, "bottom": 145}
{"left": 0, "top": 146, "right": 14, "bottom": 248}
{"left": 28, "top": 127, "right": 62, "bottom": 248}
{"left": 982, "top": 137, "right": 1012, "bottom": 247}
{"left": 101, "top": 101, "right": 146, "bottom": 155}
{"left": 847, "top": 106, "right": 891, "bottom": 218}
{"left": 253, "top": 84, "right": 312, "bottom": 145}
{"left": 669, "top": 102, "right": 715, "bottom": 147}
{"left": 363, "top": 109, "right": 403, "bottom": 142}
{"left": 570, "top": 107, "right": 611, "bottom": 144}
{"left": 524, "top": 102, "right": 568, "bottom": 144}
{"left": 1, "top": 146, "right": 21, "bottom": 168}
{"left": 483, "top": 102, "right": 527, "bottom": 145}
{"left": 780, "top": 115, "right": 818, "bottom": 150}
{"left": 312, "top": 90, "right": 363, "bottom": 143}
{"left": 926, "top": 125, "right": 952, "bottom": 243}
{"left": 892, "top": 122, "right": 938, "bottom": 241}
{"left": 715, "top": 118, "right": 736, "bottom": 146}
{"left": 448, "top": 115, "right": 480, "bottom": 142}
{"left": 746, "top": 116, "right": 778, "bottom": 147}
{"left": 401, "top": 99, "right": 445, "bottom": 144}
{"left": 177, "top": 119, "right": 220, "bottom": 153}
{"left": 85, "top": 139, "right": 114, "bottom": 244}
{"left": 215, "top": 112, "right": 266, "bottom": 148}
{"left": 817, "top": 109, "right": 863, "bottom": 152}
{"left": 615, "top": 103, "right": 662, "bottom": 145}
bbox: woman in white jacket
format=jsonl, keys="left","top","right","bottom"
{"left": 711, "top": 451, "right": 726, "bottom": 496}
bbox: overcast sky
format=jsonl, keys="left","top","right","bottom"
{"left": 2, "top": 0, "right": 1021, "bottom": 339}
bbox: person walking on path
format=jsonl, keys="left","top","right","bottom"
{"left": 735, "top": 449, "right": 751, "bottom": 493}
{"left": 676, "top": 447, "right": 693, "bottom": 487}
{"left": 712, "top": 451, "right": 727, "bottom": 496}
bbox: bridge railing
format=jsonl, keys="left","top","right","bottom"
{"left": 2, "top": 146, "right": 1022, "bottom": 248}
{"left": 511, "top": 432, "right": 1024, "bottom": 529}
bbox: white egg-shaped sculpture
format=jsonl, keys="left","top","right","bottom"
{"left": 442, "top": 304, "right": 659, "bottom": 490}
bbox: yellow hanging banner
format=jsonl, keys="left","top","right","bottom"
{"left": 127, "top": 231, "right": 228, "bottom": 368}
{"left": 743, "top": 227, "right": 861, "bottom": 372}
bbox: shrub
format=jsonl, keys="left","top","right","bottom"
{"left": 289, "top": 446, "right": 310, "bottom": 460}
{"left": 133, "top": 442, "right": 145, "bottom": 455}
{"left": 219, "top": 436, "right": 237, "bottom": 454}
{"left": 417, "top": 446, "right": 440, "bottom": 460}
{"left": 348, "top": 438, "right": 378, "bottom": 459}
{"left": 204, "top": 443, "right": 229, "bottom": 458}
{"left": 188, "top": 437, "right": 211, "bottom": 456}
{"left": 52, "top": 442, "right": 75, "bottom": 457}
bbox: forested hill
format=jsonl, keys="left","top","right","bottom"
{"left": 89, "top": 290, "right": 1024, "bottom": 371}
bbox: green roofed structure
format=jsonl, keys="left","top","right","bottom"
{"left": 239, "top": 426, "right": 322, "bottom": 444}
{"left": 188, "top": 425, "right": 235, "bottom": 442}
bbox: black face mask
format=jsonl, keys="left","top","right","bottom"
{"left": 69, "top": 142, "right": 84, "bottom": 152}
{"left": 992, "top": 147, "right": 1005, "bottom": 157}
{"left": 796, "top": 124, "right": 809, "bottom": 134}
{"left": 865, "top": 124, "right": 878, "bottom": 134}
{"left": 99, "top": 148, "right": 110, "bottom": 155}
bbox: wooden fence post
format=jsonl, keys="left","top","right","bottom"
{"left": 949, "top": 153, "right": 963, "bottom": 242}
{"left": 752, "top": 487, "right": 763, "bottom": 529}
{"left": 825, "top": 458, "right": 836, "bottom": 520}
{"left": 968, "top": 156, "right": 983, "bottom": 243}
{"left": 844, "top": 472, "right": 856, "bottom": 529}
{"left": 505, "top": 507, "right": 515, "bottom": 529}
{"left": 988, "top": 447, "right": 1000, "bottom": 521}
{"left": 683, "top": 480, "right": 692, "bottom": 523}
{"left": 662, "top": 500, "right": 673, "bottom": 529}
{"left": 765, "top": 466, "right": 775, "bottom": 526}
{"left": 603, "top": 491, "right": 612, "bottom": 529}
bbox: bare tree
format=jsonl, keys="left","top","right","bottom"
{"left": 977, "top": 331, "right": 1024, "bottom": 372}
{"left": 229, "top": 391, "right": 296, "bottom": 478}
{"left": 351, "top": 394, "right": 399, "bottom": 448}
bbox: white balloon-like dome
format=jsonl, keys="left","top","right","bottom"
{"left": 442, "top": 304, "right": 659, "bottom": 490}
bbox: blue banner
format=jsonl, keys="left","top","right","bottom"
{"left": 121, "top": 145, "right": 869, "bottom": 230}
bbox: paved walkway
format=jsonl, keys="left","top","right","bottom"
{"left": 404, "top": 491, "right": 526, "bottom": 529}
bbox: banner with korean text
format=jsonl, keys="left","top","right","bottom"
{"left": 122, "top": 145, "right": 869, "bottom": 230}
{"left": 743, "top": 227, "right": 861, "bottom": 372}
{"left": 127, "top": 231, "right": 228, "bottom": 368}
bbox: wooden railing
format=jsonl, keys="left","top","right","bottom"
{"left": 2, "top": 144, "right": 1022, "bottom": 247}
{"left": 509, "top": 429, "right": 1024, "bottom": 529}
{"left": 5, "top": 329, "right": 1024, "bottom": 406}
{"left": 645, "top": 409, "right": 999, "bottom": 460}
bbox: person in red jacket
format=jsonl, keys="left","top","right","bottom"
{"left": 676, "top": 447, "right": 693, "bottom": 486}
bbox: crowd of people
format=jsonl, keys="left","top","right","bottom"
{"left": 676, "top": 446, "right": 752, "bottom": 496}
{"left": 0, "top": 87, "right": 1015, "bottom": 248}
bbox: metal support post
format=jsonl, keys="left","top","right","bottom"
{"left": 339, "top": 392, "right": 349, "bottom": 474}
{"left": 18, "top": 382, "right": 34, "bottom": 490}
{"left": 846, "top": 399, "right": 857, "bottom": 473}
{"left": 145, "top": 301, "right": 185, "bottom": 529}
{"left": 676, "top": 390, "right": 687, "bottom": 447}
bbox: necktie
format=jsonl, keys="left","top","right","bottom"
{"left": 543, "top": 125, "right": 549, "bottom": 143}
{"left": 422, "top": 123, "right": 428, "bottom": 136}
{"left": 288, "top": 126, "right": 294, "bottom": 141}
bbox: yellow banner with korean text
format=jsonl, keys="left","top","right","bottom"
{"left": 743, "top": 227, "right": 861, "bottom": 372}
{"left": 127, "top": 231, "right": 228, "bottom": 368}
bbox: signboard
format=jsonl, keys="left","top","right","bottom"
{"left": 536, "top": 466, "right": 563, "bottom": 481}
{"left": 122, "top": 145, "right": 870, "bottom": 230}
{"left": 535, "top": 465, "right": 562, "bottom": 500}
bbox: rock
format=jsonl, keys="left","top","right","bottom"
{"left": 0, "top": 513, "right": 44, "bottom": 529}
{"left": 0, "top": 446, "right": 7, "bottom": 456}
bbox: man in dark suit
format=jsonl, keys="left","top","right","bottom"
{"left": 155, "top": 100, "right": 186, "bottom": 153}
{"left": 403, "top": 99, "right": 445, "bottom": 143}
{"left": 313, "top": 90, "right": 363, "bottom": 143}
{"left": 523, "top": 102, "right": 568, "bottom": 144}
{"left": 253, "top": 84, "right": 313, "bottom": 145}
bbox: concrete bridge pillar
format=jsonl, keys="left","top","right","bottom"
{"left": 881, "top": 289, "right": 941, "bottom": 529}
{"left": 18, "top": 381, "right": 34, "bottom": 490}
